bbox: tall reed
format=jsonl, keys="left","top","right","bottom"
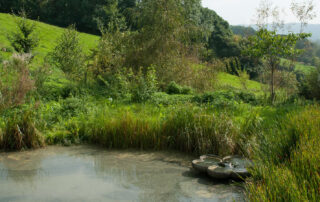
{"left": 74, "top": 104, "right": 243, "bottom": 156}
{"left": 1, "top": 110, "right": 44, "bottom": 151}
{"left": 247, "top": 105, "right": 320, "bottom": 201}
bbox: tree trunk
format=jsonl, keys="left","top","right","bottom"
{"left": 270, "top": 62, "right": 275, "bottom": 104}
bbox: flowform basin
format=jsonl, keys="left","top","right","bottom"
{"left": 192, "top": 155, "right": 252, "bottom": 180}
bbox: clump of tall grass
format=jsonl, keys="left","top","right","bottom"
{"left": 72, "top": 104, "right": 243, "bottom": 156}
{"left": 161, "top": 106, "right": 240, "bottom": 155}
{"left": 247, "top": 105, "right": 320, "bottom": 201}
{"left": 1, "top": 110, "right": 44, "bottom": 151}
{"left": 0, "top": 53, "right": 34, "bottom": 110}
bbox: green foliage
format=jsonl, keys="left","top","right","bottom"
{"left": 49, "top": 25, "right": 85, "bottom": 81}
{"left": 131, "top": 67, "right": 158, "bottom": 102}
{"left": 208, "top": 19, "right": 240, "bottom": 58}
{"left": 193, "top": 90, "right": 258, "bottom": 106}
{"left": 40, "top": 78, "right": 80, "bottom": 101}
{"left": 0, "top": 13, "right": 99, "bottom": 65}
{"left": 0, "top": 53, "right": 34, "bottom": 110}
{"left": 248, "top": 106, "right": 320, "bottom": 201}
{"left": 245, "top": 29, "right": 310, "bottom": 59}
{"left": 167, "top": 81, "right": 182, "bottom": 94}
{"left": 94, "top": 0, "right": 127, "bottom": 33}
{"left": 7, "top": 11, "right": 39, "bottom": 53}
{"left": 150, "top": 92, "right": 193, "bottom": 106}
{"left": 244, "top": 29, "right": 311, "bottom": 102}
{"left": 166, "top": 81, "right": 193, "bottom": 95}
{"left": 300, "top": 66, "right": 320, "bottom": 99}
{"left": 1, "top": 109, "right": 44, "bottom": 151}
{"left": 72, "top": 104, "right": 242, "bottom": 155}
{"left": 60, "top": 97, "right": 87, "bottom": 117}
{"left": 231, "top": 25, "right": 256, "bottom": 37}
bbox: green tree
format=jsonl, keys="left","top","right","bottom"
{"left": 244, "top": 29, "right": 310, "bottom": 102}
{"left": 49, "top": 25, "right": 85, "bottom": 81}
{"left": 8, "top": 11, "right": 39, "bottom": 53}
{"left": 125, "top": 0, "right": 185, "bottom": 79}
{"left": 94, "top": 0, "right": 127, "bottom": 33}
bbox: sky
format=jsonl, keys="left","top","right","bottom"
{"left": 202, "top": 0, "right": 320, "bottom": 25}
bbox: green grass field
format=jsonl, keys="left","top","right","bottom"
{"left": 295, "top": 63, "right": 316, "bottom": 74}
{"left": 281, "top": 58, "right": 316, "bottom": 75}
{"left": 216, "top": 72, "right": 263, "bottom": 94}
{"left": 0, "top": 13, "right": 99, "bottom": 62}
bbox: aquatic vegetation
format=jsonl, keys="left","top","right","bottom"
{"left": 1, "top": 110, "right": 44, "bottom": 151}
{"left": 247, "top": 105, "right": 320, "bottom": 201}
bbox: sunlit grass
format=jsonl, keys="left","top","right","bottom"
{"left": 0, "top": 13, "right": 99, "bottom": 63}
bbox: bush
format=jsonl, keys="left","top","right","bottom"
{"left": 60, "top": 97, "right": 87, "bottom": 117}
{"left": 167, "top": 81, "right": 182, "bottom": 94}
{"left": 40, "top": 78, "right": 83, "bottom": 101}
{"left": 7, "top": 11, "right": 39, "bottom": 53}
{"left": 166, "top": 81, "right": 193, "bottom": 95}
{"left": 95, "top": 68, "right": 132, "bottom": 99}
{"left": 131, "top": 67, "right": 158, "bottom": 102}
{"left": 300, "top": 67, "right": 320, "bottom": 100}
{"left": 0, "top": 53, "right": 35, "bottom": 110}
{"left": 1, "top": 109, "right": 44, "bottom": 151}
{"left": 49, "top": 25, "right": 85, "bottom": 81}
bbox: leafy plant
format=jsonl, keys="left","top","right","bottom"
{"left": 49, "top": 25, "right": 85, "bottom": 81}
{"left": 0, "top": 53, "right": 35, "bottom": 110}
{"left": 131, "top": 67, "right": 158, "bottom": 102}
{"left": 244, "top": 29, "right": 310, "bottom": 102}
{"left": 1, "top": 109, "right": 44, "bottom": 151}
{"left": 7, "top": 11, "right": 39, "bottom": 53}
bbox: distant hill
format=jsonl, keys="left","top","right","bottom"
{"left": 278, "top": 23, "right": 320, "bottom": 42}
{"left": 243, "top": 23, "right": 320, "bottom": 42}
{"left": 231, "top": 25, "right": 256, "bottom": 37}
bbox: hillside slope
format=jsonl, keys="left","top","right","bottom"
{"left": 0, "top": 13, "right": 263, "bottom": 94}
{"left": 0, "top": 13, "right": 99, "bottom": 61}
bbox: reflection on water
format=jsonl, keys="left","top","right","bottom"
{"left": 0, "top": 146, "right": 245, "bottom": 202}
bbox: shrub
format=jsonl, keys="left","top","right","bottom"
{"left": 131, "top": 67, "right": 158, "bottom": 102}
{"left": 301, "top": 67, "right": 320, "bottom": 100}
{"left": 40, "top": 78, "right": 82, "bottom": 101}
{"left": 1, "top": 110, "right": 44, "bottom": 151}
{"left": 166, "top": 81, "right": 193, "bottom": 95}
{"left": 167, "top": 81, "right": 182, "bottom": 94}
{"left": 7, "top": 11, "right": 39, "bottom": 53}
{"left": 49, "top": 25, "right": 85, "bottom": 81}
{"left": 60, "top": 97, "right": 87, "bottom": 117}
{"left": 0, "top": 53, "right": 35, "bottom": 110}
{"left": 181, "top": 86, "right": 193, "bottom": 94}
{"left": 95, "top": 68, "right": 132, "bottom": 99}
{"left": 31, "top": 63, "right": 51, "bottom": 94}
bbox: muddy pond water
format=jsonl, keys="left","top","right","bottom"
{"left": 0, "top": 146, "right": 244, "bottom": 202}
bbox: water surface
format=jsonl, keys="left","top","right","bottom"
{"left": 0, "top": 146, "right": 244, "bottom": 202}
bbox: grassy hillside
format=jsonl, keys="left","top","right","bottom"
{"left": 295, "top": 63, "right": 316, "bottom": 74}
{"left": 0, "top": 13, "right": 99, "bottom": 62}
{"left": 281, "top": 58, "right": 316, "bottom": 75}
{"left": 216, "top": 72, "right": 262, "bottom": 94}
{"left": 0, "top": 13, "right": 264, "bottom": 94}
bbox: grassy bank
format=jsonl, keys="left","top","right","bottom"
{"left": 0, "top": 13, "right": 99, "bottom": 62}
{"left": 1, "top": 12, "right": 320, "bottom": 202}
{"left": 247, "top": 105, "right": 320, "bottom": 201}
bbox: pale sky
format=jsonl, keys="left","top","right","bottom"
{"left": 202, "top": 0, "right": 320, "bottom": 25}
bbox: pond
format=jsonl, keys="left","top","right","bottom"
{"left": 0, "top": 146, "right": 244, "bottom": 202}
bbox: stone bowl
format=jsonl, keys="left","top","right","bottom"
{"left": 192, "top": 155, "right": 252, "bottom": 180}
